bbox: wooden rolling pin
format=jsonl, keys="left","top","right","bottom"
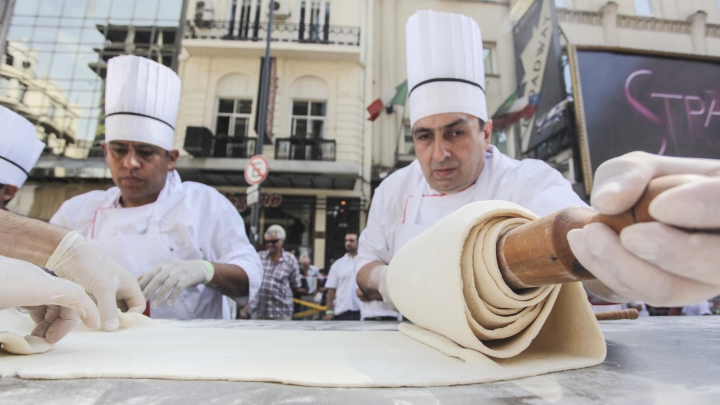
{"left": 594, "top": 308, "right": 639, "bottom": 321}
{"left": 497, "top": 175, "right": 706, "bottom": 290}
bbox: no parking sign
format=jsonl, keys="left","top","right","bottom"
{"left": 244, "top": 155, "right": 269, "bottom": 185}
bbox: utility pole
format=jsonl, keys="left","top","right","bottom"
{"left": 250, "top": 0, "right": 275, "bottom": 248}
{"left": 0, "top": 0, "right": 15, "bottom": 63}
{"left": 171, "top": 0, "right": 190, "bottom": 72}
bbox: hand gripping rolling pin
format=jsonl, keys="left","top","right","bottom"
{"left": 496, "top": 174, "right": 712, "bottom": 290}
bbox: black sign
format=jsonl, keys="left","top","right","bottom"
{"left": 255, "top": 56, "right": 277, "bottom": 144}
{"left": 575, "top": 49, "right": 720, "bottom": 174}
{"left": 513, "top": 0, "right": 568, "bottom": 153}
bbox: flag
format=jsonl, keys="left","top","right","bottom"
{"left": 367, "top": 80, "right": 408, "bottom": 121}
{"left": 491, "top": 90, "right": 541, "bottom": 130}
{"left": 535, "top": 97, "right": 571, "bottom": 132}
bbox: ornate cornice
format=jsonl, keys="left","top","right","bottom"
{"left": 707, "top": 24, "right": 720, "bottom": 38}
{"left": 558, "top": 9, "right": 603, "bottom": 26}
{"left": 616, "top": 15, "right": 691, "bottom": 34}
{"left": 559, "top": 9, "right": 702, "bottom": 36}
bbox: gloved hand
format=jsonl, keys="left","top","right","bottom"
{"left": 567, "top": 152, "right": 720, "bottom": 307}
{"left": 365, "top": 264, "right": 396, "bottom": 311}
{"left": 138, "top": 260, "right": 213, "bottom": 308}
{"left": 0, "top": 256, "right": 99, "bottom": 343}
{"left": 45, "top": 232, "right": 146, "bottom": 332}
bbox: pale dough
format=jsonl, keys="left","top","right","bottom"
{"left": 0, "top": 201, "right": 605, "bottom": 387}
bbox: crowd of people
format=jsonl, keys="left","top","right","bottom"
{"left": 236, "top": 225, "right": 400, "bottom": 322}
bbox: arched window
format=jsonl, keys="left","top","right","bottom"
{"left": 289, "top": 76, "right": 329, "bottom": 139}
{"left": 215, "top": 73, "right": 254, "bottom": 138}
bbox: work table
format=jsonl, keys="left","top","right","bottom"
{"left": 2, "top": 317, "right": 719, "bottom": 404}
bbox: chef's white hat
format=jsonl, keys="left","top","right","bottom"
{"left": 104, "top": 55, "right": 181, "bottom": 151}
{"left": 406, "top": 10, "right": 487, "bottom": 127}
{"left": 0, "top": 106, "right": 45, "bottom": 188}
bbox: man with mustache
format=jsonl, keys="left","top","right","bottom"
{"left": 355, "top": 10, "right": 589, "bottom": 309}
{"left": 49, "top": 55, "right": 262, "bottom": 320}
{"left": 357, "top": 10, "right": 720, "bottom": 312}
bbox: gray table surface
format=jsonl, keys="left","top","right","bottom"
{"left": 1, "top": 317, "right": 719, "bottom": 405}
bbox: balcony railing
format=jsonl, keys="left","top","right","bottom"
{"left": 213, "top": 136, "right": 256, "bottom": 158}
{"left": 275, "top": 137, "right": 336, "bottom": 161}
{"left": 184, "top": 20, "right": 361, "bottom": 46}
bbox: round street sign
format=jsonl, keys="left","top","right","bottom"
{"left": 244, "top": 155, "right": 270, "bottom": 185}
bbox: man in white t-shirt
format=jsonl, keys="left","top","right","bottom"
{"left": 324, "top": 231, "right": 362, "bottom": 321}
{"left": 682, "top": 301, "right": 712, "bottom": 316}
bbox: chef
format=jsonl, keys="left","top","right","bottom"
{"left": 0, "top": 106, "right": 44, "bottom": 211}
{"left": 356, "top": 10, "right": 587, "bottom": 307}
{"left": 50, "top": 55, "right": 263, "bottom": 320}
{"left": 0, "top": 107, "right": 145, "bottom": 338}
{"left": 357, "top": 10, "right": 720, "bottom": 310}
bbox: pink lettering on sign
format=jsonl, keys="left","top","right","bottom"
{"left": 624, "top": 69, "right": 720, "bottom": 155}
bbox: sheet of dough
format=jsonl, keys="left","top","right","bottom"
{"left": 0, "top": 201, "right": 605, "bottom": 387}
{"left": 387, "top": 201, "right": 606, "bottom": 362}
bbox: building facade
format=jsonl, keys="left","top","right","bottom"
{"left": 173, "top": 0, "right": 368, "bottom": 268}
{"left": 1, "top": 40, "right": 83, "bottom": 158}
{"left": 5, "top": 0, "right": 720, "bottom": 269}
{"left": 368, "top": 0, "right": 720, "bottom": 195}
{"left": 4, "top": 0, "right": 185, "bottom": 224}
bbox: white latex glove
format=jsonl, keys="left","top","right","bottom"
{"left": 567, "top": 152, "right": 720, "bottom": 307}
{"left": 366, "top": 264, "right": 396, "bottom": 311}
{"left": 45, "top": 232, "right": 146, "bottom": 332}
{"left": 0, "top": 256, "right": 100, "bottom": 343}
{"left": 138, "top": 260, "right": 213, "bottom": 308}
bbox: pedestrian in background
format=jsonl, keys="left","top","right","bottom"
{"left": 325, "top": 230, "right": 362, "bottom": 321}
{"left": 248, "top": 225, "right": 302, "bottom": 320}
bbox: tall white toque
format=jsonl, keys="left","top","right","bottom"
{"left": 406, "top": 10, "right": 488, "bottom": 127}
{"left": 104, "top": 55, "right": 181, "bottom": 151}
{"left": 0, "top": 106, "right": 45, "bottom": 188}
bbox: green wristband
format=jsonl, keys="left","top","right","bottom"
{"left": 201, "top": 260, "right": 215, "bottom": 284}
{"left": 325, "top": 310, "right": 334, "bottom": 315}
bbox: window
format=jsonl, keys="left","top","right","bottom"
{"left": 483, "top": 47, "right": 495, "bottom": 75}
{"left": 402, "top": 122, "right": 414, "bottom": 154}
{"left": 634, "top": 0, "right": 652, "bottom": 16}
{"left": 45, "top": 101, "right": 57, "bottom": 119}
{"left": 310, "top": 2, "right": 321, "bottom": 40}
{"left": 491, "top": 130, "right": 508, "bottom": 155}
{"left": 16, "top": 81, "right": 27, "bottom": 103}
{"left": 4, "top": 52, "right": 13, "bottom": 67}
{"left": 291, "top": 101, "right": 326, "bottom": 139}
{"left": 215, "top": 98, "right": 253, "bottom": 138}
{"left": 300, "top": 1, "right": 330, "bottom": 42}
{"left": 0, "top": 75, "right": 10, "bottom": 98}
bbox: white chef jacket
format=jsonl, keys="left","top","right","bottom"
{"left": 325, "top": 254, "right": 362, "bottom": 316}
{"left": 356, "top": 146, "right": 587, "bottom": 317}
{"left": 50, "top": 170, "right": 263, "bottom": 320}
{"left": 357, "top": 145, "right": 586, "bottom": 270}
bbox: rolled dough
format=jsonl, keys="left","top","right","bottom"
{"left": 0, "top": 201, "right": 605, "bottom": 387}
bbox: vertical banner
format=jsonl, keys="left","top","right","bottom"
{"left": 255, "top": 56, "right": 277, "bottom": 144}
{"left": 512, "top": 0, "right": 568, "bottom": 153}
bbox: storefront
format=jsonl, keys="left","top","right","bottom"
{"left": 223, "top": 192, "right": 361, "bottom": 270}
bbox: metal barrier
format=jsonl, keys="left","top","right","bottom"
{"left": 292, "top": 298, "right": 327, "bottom": 319}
